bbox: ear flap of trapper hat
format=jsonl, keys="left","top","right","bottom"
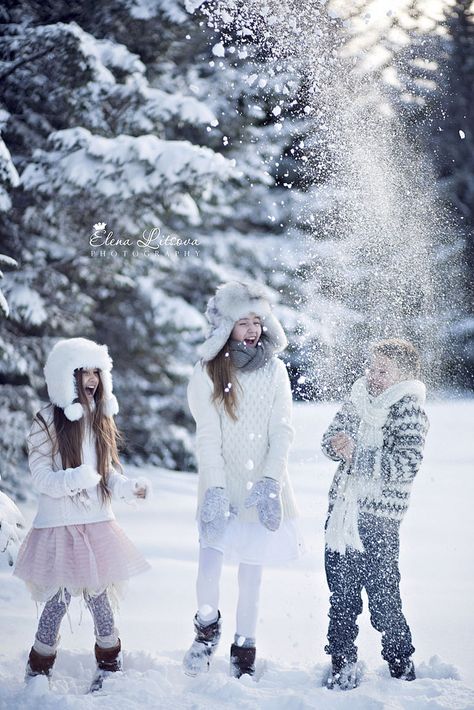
{"left": 99, "top": 368, "right": 119, "bottom": 417}
{"left": 197, "top": 317, "right": 236, "bottom": 362}
{"left": 44, "top": 337, "right": 119, "bottom": 421}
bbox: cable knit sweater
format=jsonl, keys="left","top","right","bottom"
{"left": 187, "top": 357, "right": 298, "bottom": 523}
{"left": 321, "top": 394, "right": 429, "bottom": 522}
{"left": 28, "top": 410, "right": 140, "bottom": 529}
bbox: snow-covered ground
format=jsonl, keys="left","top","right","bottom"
{"left": 1, "top": 400, "right": 473, "bottom": 709}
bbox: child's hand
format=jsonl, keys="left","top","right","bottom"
{"left": 132, "top": 477, "right": 152, "bottom": 500}
{"left": 330, "top": 433, "right": 355, "bottom": 463}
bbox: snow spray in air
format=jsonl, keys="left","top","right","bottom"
{"left": 200, "top": 0, "right": 463, "bottom": 396}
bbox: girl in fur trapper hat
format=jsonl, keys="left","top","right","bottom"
{"left": 183, "top": 281, "right": 304, "bottom": 679}
{"left": 14, "top": 338, "right": 151, "bottom": 693}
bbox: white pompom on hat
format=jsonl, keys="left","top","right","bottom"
{"left": 43, "top": 337, "right": 119, "bottom": 421}
{"left": 197, "top": 280, "right": 288, "bottom": 362}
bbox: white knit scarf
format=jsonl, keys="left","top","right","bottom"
{"left": 325, "top": 377, "right": 426, "bottom": 555}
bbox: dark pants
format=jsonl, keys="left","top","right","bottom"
{"left": 325, "top": 513, "right": 415, "bottom": 664}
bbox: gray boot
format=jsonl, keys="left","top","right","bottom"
{"left": 183, "top": 611, "right": 222, "bottom": 677}
{"left": 389, "top": 657, "right": 416, "bottom": 681}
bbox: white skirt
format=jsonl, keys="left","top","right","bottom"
{"left": 200, "top": 517, "right": 305, "bottom": 566}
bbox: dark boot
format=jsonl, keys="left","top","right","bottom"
{"left": 90, "top": 639, "right": 122, "bottom": 692}
{"left": 389, "top": 657, "right": 416, "bottom": 681}
{"left": 183, "top": 611, "right": 222, "bottom": 677}
{"left": 230, "top": 643, "right": 256, "bottom": 678}
{"left": 25, "top": 646, "right": 56, "bottom": 681}
{"left": 326, "top": 655, "right": 359, "bottom": 690}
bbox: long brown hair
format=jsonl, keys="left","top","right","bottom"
{"left": 206, "top": 339, "right": 242, "bottom": 421}
{"left": 33, "top": 369, "right": 123, "bottom": 503}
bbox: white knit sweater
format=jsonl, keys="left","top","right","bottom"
{"left": 187, "top": 357, "right": 298, "bottom": 523}
{"left": 28, "top": 411, "right": 140, "bottom": 529}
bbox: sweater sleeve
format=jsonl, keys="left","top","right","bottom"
{"left": 27, "top": 418, "right": 86, "bottom": 498}
{"left": 260, "top": 359, "right": 294, "bottom": 482}
{"left": 187, "top": 362, "right": 226, "bottom": 489}
{"left": 321, "top": 401, "right": 357, "bottom": 462}
{"left": 381, "top": 397, "right": 429, "bottom": 483}
{"left": 107, "top": 468, "right": 138, "bottom": 502}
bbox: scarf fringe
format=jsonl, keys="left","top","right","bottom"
{"left": 325, "top": 473, "right": 364, "bottom": 554}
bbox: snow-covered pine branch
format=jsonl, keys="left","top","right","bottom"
{"left": 0, "top": 490, "right": 26, "bottom": 566}
{"left": 0, "top": 253, "right": 18, "bottom": 318}
{"left": 0, "top": 111, "right": 20, "bottom": 214}
{"left": 22, "top": 127, "right": 239, "bottom": 222}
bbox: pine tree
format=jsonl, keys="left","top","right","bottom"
{"left": 0, "top": 0, "right": 315, "bottom": 496}
{"left": 0, "top": 0, "right": 248, "bottom": 492}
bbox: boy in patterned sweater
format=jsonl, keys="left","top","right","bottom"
{"left": 321, "top": 338, "right": 429, "bottom": 690}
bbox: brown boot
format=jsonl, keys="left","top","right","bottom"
{"left": 90, "top": 639, "right": 122, "bottom": 692}
{"left": 230, "top": 643, "right": 256, "bottom": 678}
{"left": 25, "top": 646, "right": 56, "bottom": 680}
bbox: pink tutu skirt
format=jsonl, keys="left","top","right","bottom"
{"left": 14, "top": 520, "right": 150, "bottom": 601}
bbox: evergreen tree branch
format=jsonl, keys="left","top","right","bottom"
{"left": 0, "top": 45, "right": 55, "bottom": 83}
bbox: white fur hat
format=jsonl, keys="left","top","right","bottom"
{"left": 43, "top": 337, "right": 119, "bottom": 421}
{"left": 197, "top": 281, "right": 288, "bottom": 362}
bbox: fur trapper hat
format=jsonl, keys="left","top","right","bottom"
{"left": 44, "top": 338, "right": 119, "bottom": 421}
{"left": 197, "top": 281, "right": 288, "bottom": 362}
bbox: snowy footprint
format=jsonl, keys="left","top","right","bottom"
{"left": 23, "top": 674, "right": 51, "bottom": 697}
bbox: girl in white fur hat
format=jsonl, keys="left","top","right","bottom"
{"left": 183, "top": 281, "right": 303, "bottom": 679}
{"left": 14, "top": 338, "right": 151, "bottom": 692}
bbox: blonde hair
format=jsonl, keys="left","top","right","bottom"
{"left": 372, "top": 338, "right": 421, "bottom": 378}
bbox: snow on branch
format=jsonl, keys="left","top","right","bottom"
{"left": 0, "top": 112, "right": 20, "bottom": 213}
{"left": 128, "top": 0, "right": 190, "bottom": 23}
{"left": 71, "top": 22, "right": 146, "bottom": 81}
{"left": 127, "top": 78, "right": 216, "bottom": 127}
{"left": 22, "top": 127, "right": 238, "bottom": 204}
{"left": 0, "top": 255, "right": 18, "bottom": 319}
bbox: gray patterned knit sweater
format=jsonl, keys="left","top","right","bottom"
{"left": 321, "top": 395, "right": 429, "bottom": 522}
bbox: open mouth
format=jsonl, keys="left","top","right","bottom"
{"left": 244, "top": 337, "right": 257, "bottom": 346}
{"left": 85, "top": 386, "right": 96, "bottom": 397}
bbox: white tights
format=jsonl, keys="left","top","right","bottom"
{"left": 196, "top": 546, "right": 262, "bottom": 639}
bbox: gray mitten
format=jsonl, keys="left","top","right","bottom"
{"left": 244, "top": 477, "right": 282, "bottom": 531}
{"left": 199, "top": 487, "right": 230, "bottom": 544}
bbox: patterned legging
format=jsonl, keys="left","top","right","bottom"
{"left": 36, "top": 589, "right": 115, "bottom": 649}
